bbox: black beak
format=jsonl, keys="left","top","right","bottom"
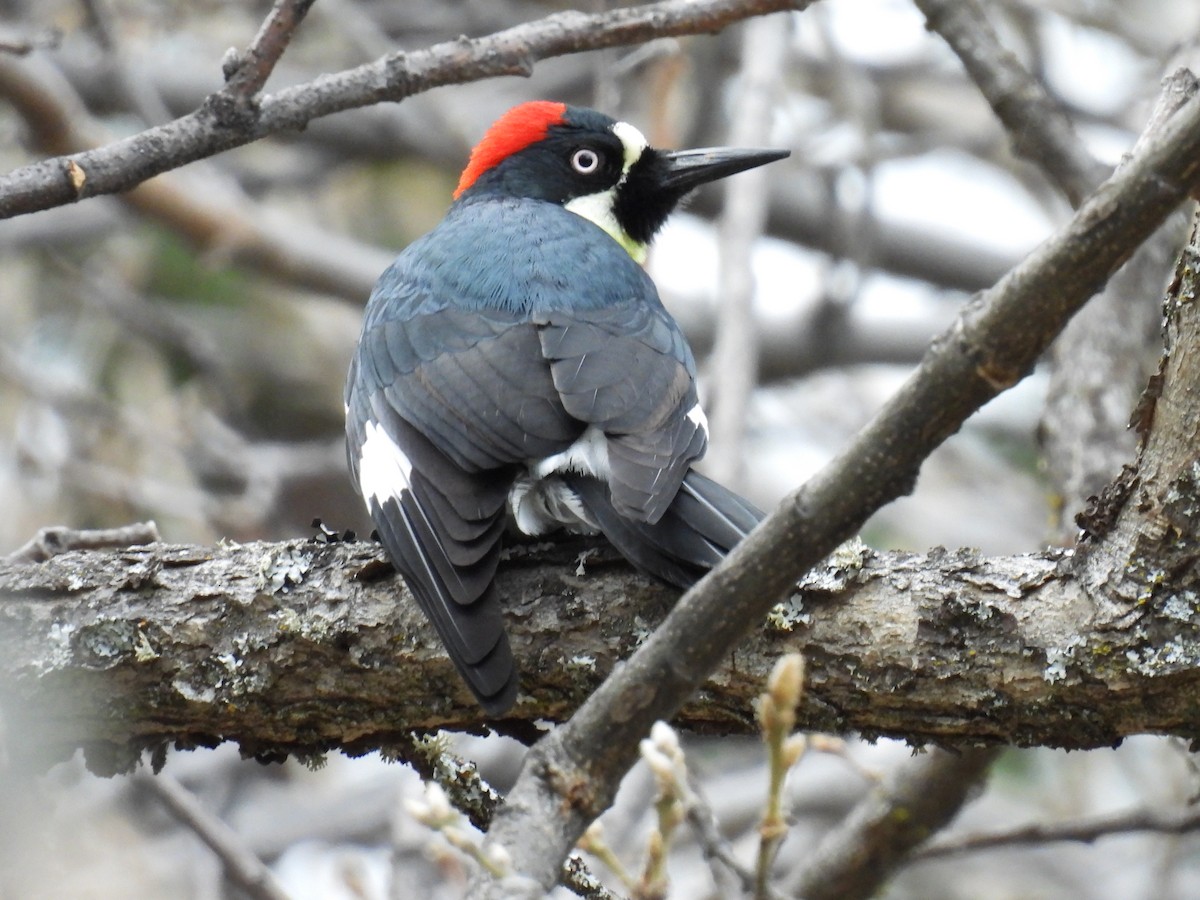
{"left": 657, "top": 147, "right": 790, "bottom": 194}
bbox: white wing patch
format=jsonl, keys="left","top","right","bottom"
{"left": 686, "top": 402, "right": 709, "bottom": 438}
{"left": 357, "top": 420, "right": 413, "bottom": 506}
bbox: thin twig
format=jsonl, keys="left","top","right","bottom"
{"left": 5, "top": 521, "right": 160, "bottom": 564}
{"left": 913, "top": 805, "right": 1200, "bottom": 861}
{"left": 914, "top": 0, "right": 1107, "bottom": 207}
{"left": 0, "top": 26, "right": 60, "bottom": 56}
{"left": 79, "top": 0, "right": 176, "bottom": 125}
{"left": 707, "top": 15, "right": 789, "bottom": 490}
{"left": 681, "top": 774, "right": 776, "bottom": 900}
{"left": 754, "top": 656, "right": 805, "bottom": 899}
{"left": 781, "top": 748, "right": 999, "bottom": 900}
{"left": 137, "top": 772, "right": 293, "bottom": 900}
{"left": 222, "top": 0, "right": 317, "bottom": 101}
{"left": 0, "top": 53, "right": 389, "bottom": 300}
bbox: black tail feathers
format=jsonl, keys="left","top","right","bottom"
{"left": 568, "top": 470, "right": 763, "bottom": 589}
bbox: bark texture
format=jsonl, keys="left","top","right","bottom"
{"left": 4, "top": 530, "right": 1200, "bottom": 777}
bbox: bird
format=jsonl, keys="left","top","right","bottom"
{"left": 345, "top": 100, "right": 789, "bottom": 714}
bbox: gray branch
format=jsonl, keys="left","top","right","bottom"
{"left": 0, "top": 0, "right": 806, "bottom": 219}
{"left": 2, "top": 535, "right": 1200, "bottom": 777}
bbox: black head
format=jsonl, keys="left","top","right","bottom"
{"left": 454, "top": 102, "right": 790, "bottom": 259}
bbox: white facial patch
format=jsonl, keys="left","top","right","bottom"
{"left": 564, "top": 120, "right": 652, "bottom": 264}
{"left": 611, "top": 121, "right": 649, "bottom": 170}
{"left": 357, "top": 420, "right": 412, "bottom": 506}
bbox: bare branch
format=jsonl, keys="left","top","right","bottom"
{"left": 706, "top": 16, "right": 789, "bottom": 489}
{"left": 222, "top": 0, "right": 317, "bottom": 102}
{"left": 5, "top": 537, "right": 1200, "bottom": 769}
{"left": 137, "top": 773, "right": 292, "bottom": 900}
{"left": 915, "top": 0, "right": 1108, "bottom": 206}
{"left": 0, "top": 25, "right": 59, "bottom": 57}
{"left": 0, "top": 54, "right": 389, "bottom": 300}
{"left": 0, "top": 0, "right": 806, "bottom": 220}
{"left": 4, "top": 521, "right": 160, "bottom": 564}
{"left": 914, "top": 805, "right": 1200, "bottom": 861}
{"left": 782, "top": 748, "right": 997, "bottom": 900}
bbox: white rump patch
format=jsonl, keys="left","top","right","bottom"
{"left": 686, "top": 402, "right": 709, "bottom": 438}
{"left": 510, "top": 476, "right": 597, "bottom": 536}
{"left": 533, "top": 426, "right": 611, "bottom": 480}
{"left": 509, "top": 427, "right": 612, "bottom": 535}
{"left": 357, "top": 420, "right": 412, "bottom": 506}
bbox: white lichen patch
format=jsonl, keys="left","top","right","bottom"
{"left": 256, "top": 547, "right": 312, "bottom": 594}
{"left": 1043, "top": 634, "right": 1086, "bottom": 683}
{"left": 172, "top": 678, "right": 216, "bottom": 704}
{"left": 271, "top": 606, "right": 302, "bottom": 632}
{"left": 797, "top": 537, "right": 870, "bottom": 595}
{"left": 1159, "top": 591, "right": 1199, "bottom": 623}
{"left": 565, "top": 653, "right": 597, "bottom": 672}
{"left": 1126, "top": 636, "right": 1200, "bottom": 675}
{"left": 43, "top": 621, "right": 76, "bottom": 671}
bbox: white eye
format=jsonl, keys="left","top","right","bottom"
{"left": 571, "top": 148, "right": 601, "bottom": 174}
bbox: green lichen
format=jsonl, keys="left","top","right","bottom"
{"left": 133, "top": 630, "right": 159, "bottom": 662}
{"left": 766, "top": 595, "right": 809, "bottom": 632}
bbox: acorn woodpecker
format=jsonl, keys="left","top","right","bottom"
{"left": 345, "top": 101, "right": 789, "bottom": 714}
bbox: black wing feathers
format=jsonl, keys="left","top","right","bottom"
{"left": 567, "top": 470, "right": 764, "bottom": 589}
{"left": 350, "top": 308, "right": 577, "bottom": 713}
{"left": 536, "top": 304, "right": 705, "bottom": 523}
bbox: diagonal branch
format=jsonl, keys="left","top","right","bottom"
{"left": 915, "top": 0, "right": 1108, "bottom": 207}
{"left": 470, "top": 79, "right": 1200, "bottom": 897}
{"left": 137, "top": 772, "right": 292, "bottom": 900}
{"left": 222, "top": 0, "right": 317, "bottom": 102}
{"left": 782, "top": 747, "right": 997, "bottom": 900}
{"left": 0, "top": 0, "right": 806, "bottom": 219}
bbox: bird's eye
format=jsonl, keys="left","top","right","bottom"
{"left": 571, "top": 148, "right": 601, "bottom": 174}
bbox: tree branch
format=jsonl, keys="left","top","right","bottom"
{"left": 221, "top": 0, "right": 316, "bottom": 102}
{"left": 783, "top": 747, "right": 997, "bottom": 900}
{"left": 136, "top": 772, "right": 292, "bottom": 900}
{"left": 706, "top": 16, "right": 788, "bottom": 489}
{"left": 915, "top": 0, "right": 1108, "bottom": 207}
{"left": 914, "top": 804, "right": 1200, "bottom": 860}
{"left": 4, "top": 535, "right": 1200, "bottom": 772}
{"left": 0, "top": 0, "right": 805, "bottom": 219}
